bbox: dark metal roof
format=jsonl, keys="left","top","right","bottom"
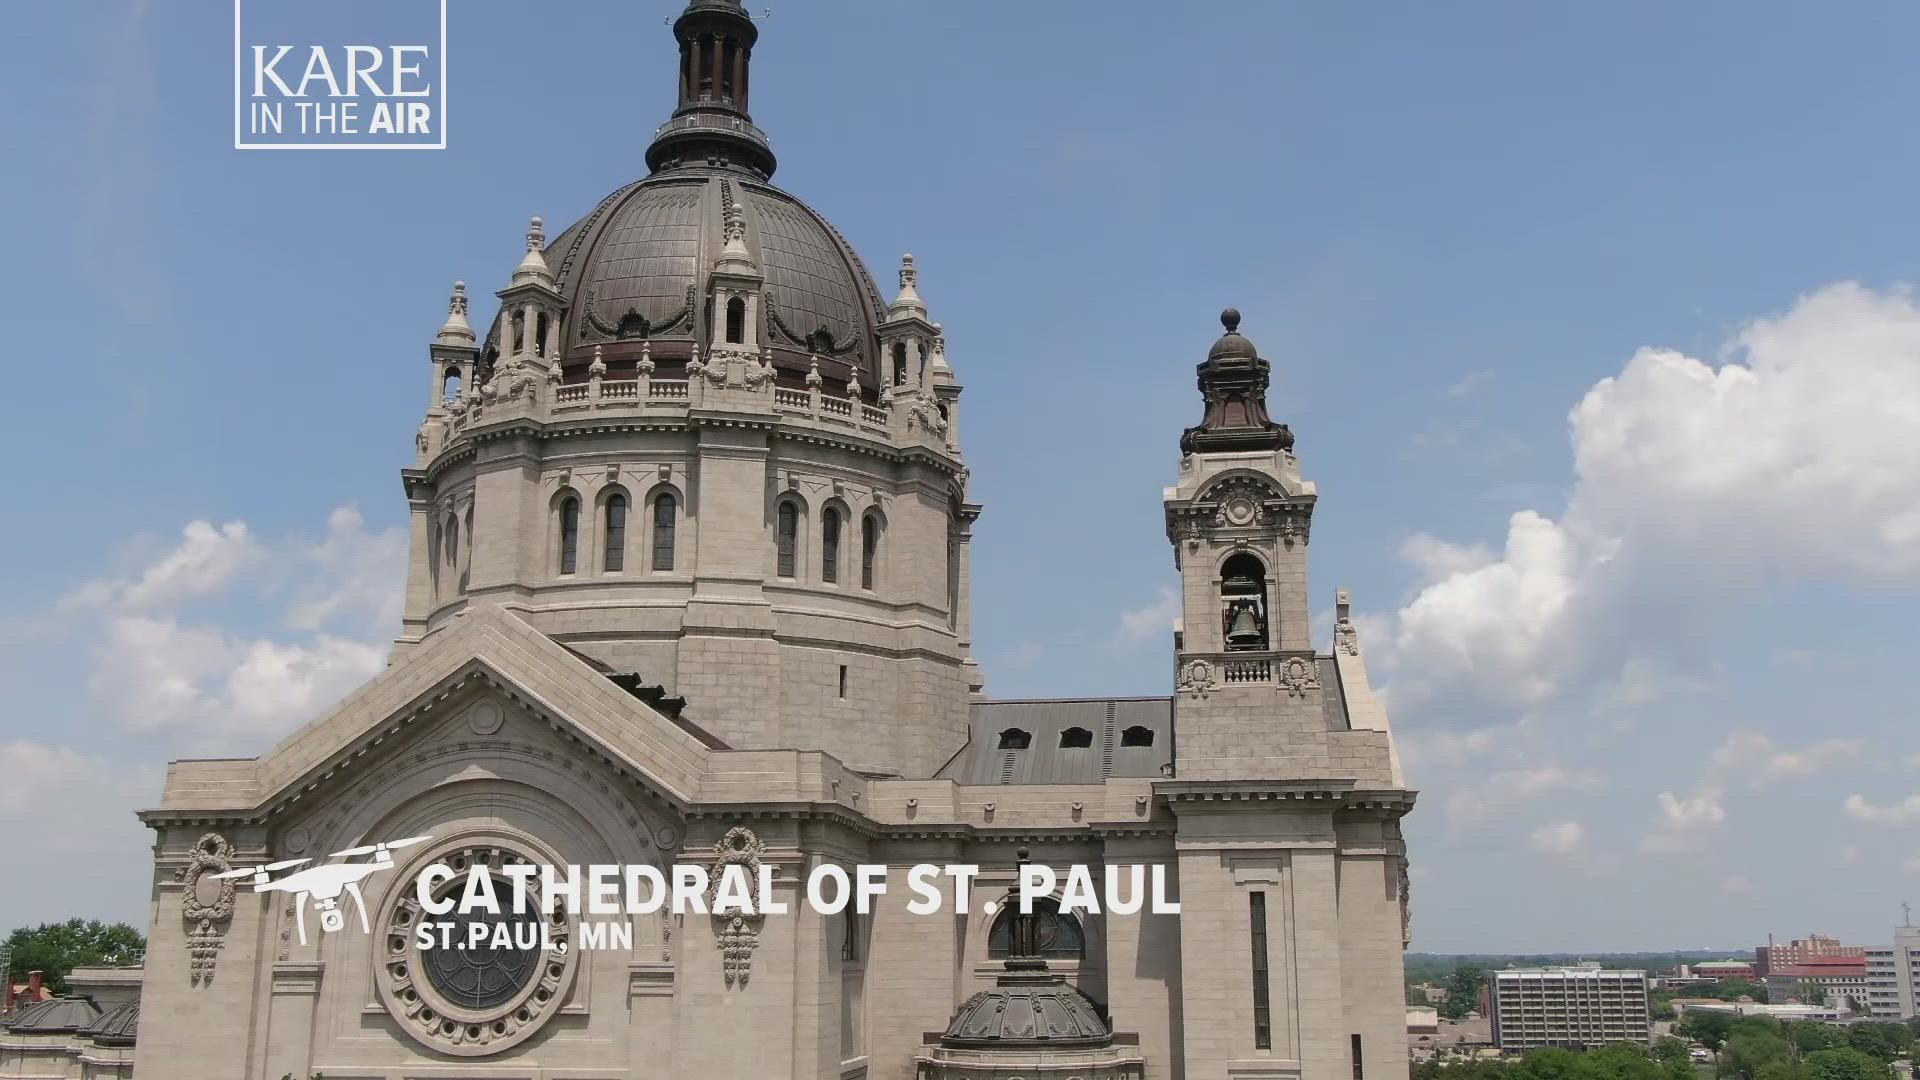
{"left": 940, "top": 699, "right": 1173, "bottom": 785}
{"left": 941, "top": 968, "right": 1113, "bottom": 1049}
{"left": 81, "top": 1000, "right": 137, "bottom": 1046}
{"left": 517, "top": 173, "right": 886, "bottom": 382}
{"left": 7, "top": 996, "right": 100, "bottom": 1034}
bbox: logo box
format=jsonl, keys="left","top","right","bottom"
{"left": 233, "top": 0, "right": 446, "bottom": 150}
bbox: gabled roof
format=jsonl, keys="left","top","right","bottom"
{"left": 144, "top": 604, "right": 716, "bottom": 820}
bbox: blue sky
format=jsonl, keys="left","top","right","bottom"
{"left": 3, "top": 0, "right": 1920, "bottom": 952}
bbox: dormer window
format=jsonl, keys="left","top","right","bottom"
{"left": 1059, "top": 727, "right": 1093, "bottom": 749}
{"left": 996, "top": 728, "right": 1031, "bottom": 751}
{"left": 1121, "top": 725, "right": 1155, "bottom": 748}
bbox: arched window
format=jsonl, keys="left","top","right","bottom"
{"left": 996, "top": 728, "right": 1031, "bottom": 750}
{"left": 725, "top": 296, "right": 746, "bottom": 344}
{"left": 776, "top": 500, "right": 799, "bottom": 578}
{"left": 860, "top": 515, "right": 879, "bottom": 590}
{"left": 891, "top": 341, "right": 907, "bottom": 385}
{"left": 1220, "top": 551, "right": 1269, "bottom": 651}
{"left": 511, "top": 310, "right": 525, "bottom": 354}
{"left": 1121, "top": 725, "right": 1155, "bottom": 747}
{"left": 1059, "top": 727, "right": 1093, "bottom": 749}
{"left": 822, "top": 506, "right": 841, "bottom": 583}
{"left": 987, "top": 897, "right": 1085, "bottom": 961}
{"left": 534, "top": 312, "right": 549, "bottom": 357}
{"left": 652, "top": 492, "right": 677, "bottom": 571}
{"left": 558, "top": 495, "right": 580, "bottom": 575}
{"left": 444, "top": 514, "right": 459, "bottom": 566}
{"left": 442, "top": 366, "right": 461, "bottom": 401}
{"left": 604, "top": 493, "right": 627, "bottom": 572}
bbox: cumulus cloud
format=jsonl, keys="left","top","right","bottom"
{"left": 1713, "top": 730, "right": 1861, "bottom": 784}
{"left": 1529, "top": 820, "right": 1585, "bottom": 856}
{"left": 66, "top": 506, "right": 405, "bottom": 750}
{"left": 62, "top": 519, "right": 263, "bottom": 611}
{"left": 1444, "top": 765, "right": 1603, "bottom": 824}
{"left": 1116, "top": 586, "right": 1181, "bottom": 644}
{"left": 1382, "top": 283, "right": 1920, "bottom": 718}
{"left": 1643, "top": 730, "right": 1858, "bottom": 851}
{"left": 1843, "top": 793, "right": 1920, "bottom": 825}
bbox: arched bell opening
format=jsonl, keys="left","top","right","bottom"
{"left": 1220, "top": 551, "right": 1269, "bottom": 651}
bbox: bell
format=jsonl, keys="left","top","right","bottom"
{"left": 1226, "top": 602, "right": 1263, "bottom": 648}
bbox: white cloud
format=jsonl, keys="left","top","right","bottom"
{"left": 1381, "top": 283, "right": 1920, "bottom": 719}
{"left": 1642, "top": 730, "right": 1857, "bottom": 851}
{"left": 1529, "top": 820, "right": 1585, "bottom": 856}
{"left": 1444, "top": 764, "right": 1603, "bottom": 824}
{"left": 62, "top": 519, "right": 263, "bottom": 612}
{"left": 1116, "top": 586, "right": 1180, "bottom": 644}
{"left": 1445, "top": 369, "right": 1497, "bottom": 399}
{"left": 1843, "top": 793, "right": 1920, "bottom": 825}
{"left": 1645, "top": 787, "right": 1727, "bottom": 851}
{"left": 63, "top": 506, "right": 405, "bottom": 751}
{"left": 1712, "top": 730, "right": 1861, "bottom": 784}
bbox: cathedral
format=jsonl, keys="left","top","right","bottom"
{"left": 3, "top": 3, "right": 1415, "bottom": 1078}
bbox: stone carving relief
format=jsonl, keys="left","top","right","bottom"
{"left": 1334, "top": 612, "right": 1360, "bottom": 656}
{"left": 1278, "top": 656, "right": 1321, "bottom": 698}
{"left": 705, "top": 826, "right": 766, "bottom": 988}
{"left": 178, "top": 832, "right": 237, "bottom": 986}
{"left": 1174, "top": 658, "right": 1216, "bottom": 699}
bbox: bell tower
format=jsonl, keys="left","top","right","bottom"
{"left": 1163, "top": 309, "right": 1323, "bottom": 778}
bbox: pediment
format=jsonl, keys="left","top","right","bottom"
{"left": 143, "top": 604, "right": 713, "bottom": 825}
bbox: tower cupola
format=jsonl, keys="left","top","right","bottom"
{"left": 1180, "top": 308, "right": 1294, "bottom": 455}
{"left": 646, "top": 0, "right": 776, "bottom": 178}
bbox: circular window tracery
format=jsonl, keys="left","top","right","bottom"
{"left": 376, "top": 839, "right": 577, "bottom": 1057}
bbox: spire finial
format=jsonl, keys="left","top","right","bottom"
{"left": 512, "top": 215, "right": 555, "bottom": 287}
{"left": 1221, "top": 307, "right": 1241, "bottom": 334}
{"left": 435, "top": 280, "right": 476, "bottom": 345}
{"left": 889, "top": 253, "right": 926, "bottom": 317}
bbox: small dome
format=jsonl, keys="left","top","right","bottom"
{"left": 940, "top": 970, "right": 1113, "bottom": 1049}
{"left": 8, "top": 995, "right": 100, "bottom": 1034}
{"left": 1207, "top": 307, "right": 1258, "bottom": 361}
{"left": 82, "top": 1000, "right": 138, "bottom": 1046}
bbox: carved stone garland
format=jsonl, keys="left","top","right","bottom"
{"left": 1334, "top": 612, "right": 1360, "bottom": 656}
{"left": 705, "top": 826, "right": 766, "bottom": 989}
{"left": 1175, "top": 658, "right": 1217, "bottom": 699}
{"left": 1278, "top": 656, "right": 1321, "bottom": 698}
{"left": 178, "top": 833, "right": 237, "bottom": 986}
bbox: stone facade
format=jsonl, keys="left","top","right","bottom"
{"left": 27, "top": 4, "right": 1419, "bottom": 1079}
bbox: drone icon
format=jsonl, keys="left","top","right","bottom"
{"left": 214, "top": 836, "right": 433, "bottom": 944}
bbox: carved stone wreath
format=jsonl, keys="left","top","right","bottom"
{"left": 179, "top": 833, "right": 236, "bottom": 986}
{"left": 377, "top": 841, "right": 577, "bottom": 1058}
{"left": 1278, "top": 657, "right": 1321, "bottom": 698}
{"left": 706, "top": 826, "right": 766, "bottom": 989}
{"left": 1174, "top": 658, "right": 1217, "bottom": 699}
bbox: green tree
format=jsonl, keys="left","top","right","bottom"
{"left": 1754, "top": 1061, "right": 1813, "bottom": 1080}
{"left": 1654, "top": 1037, "right": 1695, "bottom": 1066}
{"left": 1845, "top": 1026, "right": 1898, "bottom": 1062}
{"left": 1723, "top": 1030, "right": 1795, "bottom": 1080}
{"left": 1441, "top": 963, "right": 1490, "bottom": 1020}
{"left": 4, "top": 920, "right": 145, "bottom": 994}
{"left": 1678, "top": 1012, "right": 1736, "bottom": 1053}
{"left": 1806, "top": 1048, "right": 1894, "bottom": 1080}
{"left": 1785, "top": 1022, "right": 1846, "bottom": 1054}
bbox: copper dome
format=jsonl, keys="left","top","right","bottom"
{"left": 522, "top": 172, "right": 888, "bottom": 386}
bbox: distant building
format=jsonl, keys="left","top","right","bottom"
{"left": 1865, "top": 926, "right": 1920, "bottom": 1019}
{"left": 1672, "top": 999, "right": 1843, "bottom": 1023}
{"left": 1490, "top": 966, "right": 1651, "bottom": 1051}
{"left": 1758, "top": 935, "right": 1864, "bottom": 979}
{"left": 1687, "top": 961, "right": 1758, "bottom": 981}
{"left": 1763, "top": 956, "right": 1869, "bottom": 1010}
